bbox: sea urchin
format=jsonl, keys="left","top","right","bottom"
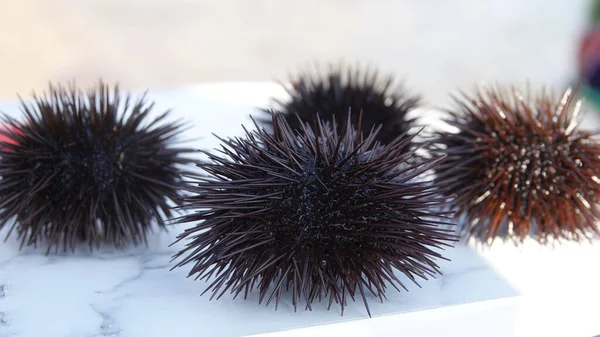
{"left": 171, "top": 112, "right": 455, "bottom": 316}
{"left": 264, "top": 62, "right": 421, "bottom": 146}
{"left": 0, "top": 81, "right": 193, "bottom": 253}
{"left": 434, "top": 85, "right": 600, "bottom": 243}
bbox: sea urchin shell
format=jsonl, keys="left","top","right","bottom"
{"left": 0, "top": 81, "right": 193, "bottom": 253}
{"left": 264, "top": 62, "right": 420, "bottom": 146}
{"left": 434, "top": 85, "right": 600, "bottom": 243}
{"left": 171, "top": 112, "right": 455, "bottom": 316}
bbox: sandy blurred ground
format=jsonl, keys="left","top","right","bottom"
{"left": 0, "top": 0, "right": 590, "bottom": 105}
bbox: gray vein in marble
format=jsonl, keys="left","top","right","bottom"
{"left": 95, "top": 270, "right": 145, "bottom": 295}
{"left": 0, "top": 284, "right": 12, "bottom": 337}
{"left": 86, "top": 254, "right": 174, "bottom": 337}
{"left": 95, "top": 254, "right": 171, "bottom": 295}
{"left": 0, "top": 311, "right": 8, "bottom": 327}
{"left": 439, "top": 266, "right": 487, "bottom": 287}
{"left": 0, "top": 257, "right": 14, "bottom": 269}
{"left": 90, "top": 305, "right": 121, "bottom": 337}
{"left": 437, "top": 265, "right": 490, "bottom": 306}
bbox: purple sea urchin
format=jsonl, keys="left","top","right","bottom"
{"left": 0, "top": 81, "right": 193, "bottom": 253}
{"left": 434, "top": 85, "right": 600, "bottom": 243}
{"left": 171, "top": 112, "right": 456, "bottom": 316}
{"left": 263, "top": 62, "right": 420, "bottom": 146}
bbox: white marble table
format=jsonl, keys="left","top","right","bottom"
{"left": 0, "top": 82, "right": 598, "bottom": 337}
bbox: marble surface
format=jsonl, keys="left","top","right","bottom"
{"left": 0, "top": 229, "right": 517, "bottom": 337}
{"left": 0, "top": 82, "right": 599, "bottom": 337}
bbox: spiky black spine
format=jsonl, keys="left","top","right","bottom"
{"left": 171, "top": 112, "right": 456, "bottom": 316}
{"left": 262, "top": 62, "right": 421, "bottom": 146}
{"left": 0, "top": 81, "right": 194, "bottom": 253}
{"left": 434, "top": 85, "right": 600, "bottom": 243}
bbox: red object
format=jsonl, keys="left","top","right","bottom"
{"left": 578, "top": 27, "right": 600, "bottom": 75}
{"left": 0, "top": 125, "right": 21, "bottom": 150}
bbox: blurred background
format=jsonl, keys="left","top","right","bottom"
{"left": 0, "top": 0, "right": 593, "bottom": 107}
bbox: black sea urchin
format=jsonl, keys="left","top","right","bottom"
{"left": 171, "top": 112, "right": 456, "bottom": 316}
{"left": 0, "top": 81, "right": 193, "bottom": 253}
{"left": 434, "top": 85, "right": 600, "bottom": 243}
{"left": 264, "top": 63, "right": 421, "bottom": 146}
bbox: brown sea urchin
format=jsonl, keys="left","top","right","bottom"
{"left": 263, "top": 62, "right": 420, "bottom": 146}
{"left": 0, "top": 81, "right": 193, "bottom": 253}
{"left": 171, "top": 112, "right": 456, "bottom": 316}
{"left": 434, "top": 85, "right": 600, "bottom": 243}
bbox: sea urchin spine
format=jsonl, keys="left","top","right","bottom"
{"left": 171, "top": 112, "right": 456, "bottom": 316}
{"left": 434, "top": 85, "right": 600, "bottom": 243}
{"left": 0, "top": 81, "right": 194, "bottom": 253}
